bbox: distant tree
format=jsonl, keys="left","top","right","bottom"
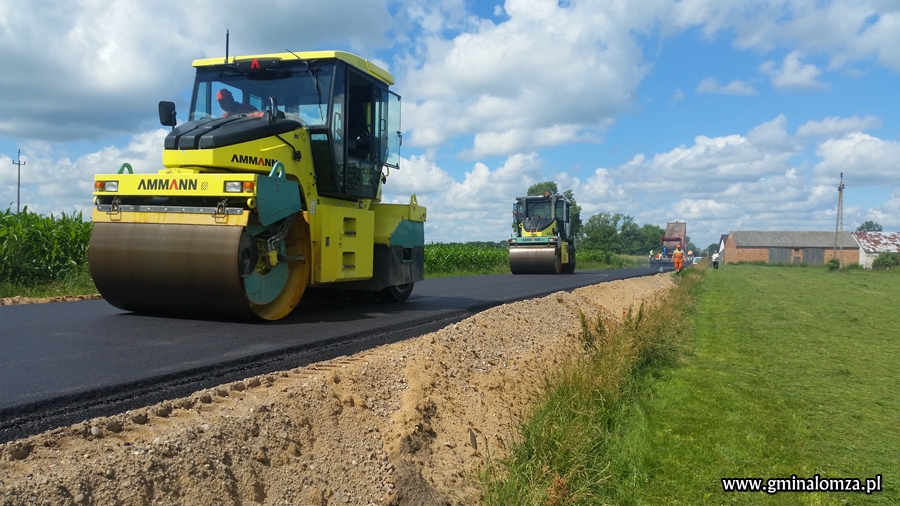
{"left": 526, "top": 181, "right": 582, "bottom": 238}
{"left": 618, "top": 215, "right": 643, "bottom": 254}
{"left": 639, "top": 224, "right": 665, "bottom": 254}
{"left": 527, "top": 181, "right": 558, "bottom": 196}
{"left": 857, "top": 220, "right": 883, "bottom": 232}
{"left": 684, "top": 235, "right": 698, "bottom": 254}
{"left": 562, "top": 189, "right": 582, "bottom": 238}
{"left": 706, "top": 243, "right": 718, "bottom": 257}
{"left": 581, "top": 212, "right": 622, "bottom": 252}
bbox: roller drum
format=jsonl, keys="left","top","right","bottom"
{"left": 89, "top": 223, "right": 254, "bottom": 317}
{"left": 509, "top": 246, "right": 561, "bottom": 274}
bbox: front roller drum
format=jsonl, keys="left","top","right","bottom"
{"left": 89, "top": 217, "right": 310, "bottom": 320}
{"left": 509, "top": 246, "right": 561, "bottom": 274}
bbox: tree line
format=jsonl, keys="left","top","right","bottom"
{"left": 523, "top": 181, "right": 698, "bottom": 256}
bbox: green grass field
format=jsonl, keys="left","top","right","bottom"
{"left": 483, "top": 264, "right": 900, "bottom": 505}
{"left": 621, "top": 265, "right": 900, "bottom": 504}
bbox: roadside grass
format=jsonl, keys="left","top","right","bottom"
{"left": 577, "top": 252, "right": 646, "bottom": 271}
{"left": 479, "top": 266, "right": 701, "bottom": 505}
{"left": 0, "top": 263, "right": 96, "bottom": 298}
{"left": 611, "top": 264, "right": 900, "bottom": 504}
{"left": 481, "top": 264, "right": 900, "bottom": 505}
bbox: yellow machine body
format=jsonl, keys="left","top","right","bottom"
{"left": 90, "top": 51, "right": 426, "bottom": 320}
{"left": 507, "top": 194, "right": 575, "bottom": 274}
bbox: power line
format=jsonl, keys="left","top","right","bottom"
{"left": 11, "top": 149, "right": 26, "bottom": 214}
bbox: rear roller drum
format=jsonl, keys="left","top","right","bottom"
{"left": 376, "top": 283, "right": 414, "bottom": 302}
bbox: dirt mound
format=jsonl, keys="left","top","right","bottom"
{"left": 0, "top": 275, "right": 672, "bottom": 505}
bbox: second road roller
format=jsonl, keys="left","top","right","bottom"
{"left": 89, "top": 50, "right": 426, "bottom": 320}
{"left": 507, "top": 193, "right": 576, "bottom": 274}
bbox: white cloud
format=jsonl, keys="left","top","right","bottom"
{"left": 760, "top": 51, "right": 829, "bottom": 91}
{"left": 616, "top": 115, "right": 799, "bottom": 195}
{"left": 0, "top": 129, "right": 168, "bottom": 215}
{"left": 672, "top": 1, "right": 900, "bottom": 72}
{"left": 867, "top": 189, "right": 900, "bottom": 231}
{"left": 382, "top": 154, "right": 456, "bottom": 196}
{"left": 0, "top": 1, "right": 393, "bottom": 142}
{"left": 382, "top": 152, "right": 544, "bottom": 242}
{"left": 812, "top": 132, "right": 900, "bottom": 186}
{"left": 795, "top": 115, "right": 882, "bottom": 138}
{"left": 696, "top": 77, "right": 757, "bottom": 95}
{"left": 399, "top": 0, "right": 651, "bottom": 154}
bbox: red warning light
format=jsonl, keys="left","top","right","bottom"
{"left": 250, "top": 58, "right": 260, "bottom": 69}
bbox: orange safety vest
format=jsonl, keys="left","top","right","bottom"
{"left": 673, "top": 248, "right": 684, "bottom": 260}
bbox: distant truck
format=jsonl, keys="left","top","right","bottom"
{"left": 650, "top": 221, "right": 687, "bottom": 271}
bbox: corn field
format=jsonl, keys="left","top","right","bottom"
{"left": 0, "top": 207, "right": 93, "bottom": 285}
{"left": 423, "top": 243, "right": 634, "bottom": 274}
{"left": 424, "top": 243, "right": 509, "bottom": 274}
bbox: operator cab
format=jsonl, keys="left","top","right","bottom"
{"left": 513, "top": 194, "right": 571, "bottom": 238}
{"left": 165, "top": 52, "right": 401, "bottom": 202}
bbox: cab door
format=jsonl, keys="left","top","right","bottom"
{"left": 379, "top": 90, "right": 401, "bottom": 168}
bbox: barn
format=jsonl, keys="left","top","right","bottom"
{"left": 722, "top": 231, "right": 859, "bottom": 266}
{"left": 717, "top": 233, "right": 728, "bottom": 260}
{"left": 853, "top": 232, "right": 900, "bottom": 269}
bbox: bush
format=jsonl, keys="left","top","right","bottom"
{"left": 826, "top": 258, "right": 840, "bottom": 271}
{"left": 872, "top": 252, "right": 900, "bottom": 270}
{"left": 578, "top": 249, "right": 632, "bottom": 269}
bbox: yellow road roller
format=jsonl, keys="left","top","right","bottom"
{"left": 89, "top": 51, "right": 426, "bottom": 320}
{"left": 507, "top": 193, "right": 575, "bottom": 274}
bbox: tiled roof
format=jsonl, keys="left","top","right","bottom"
{"left": 730, "top": 231, "right": 858, "bottom": 249}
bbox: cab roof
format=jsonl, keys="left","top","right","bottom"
{"left": 191, "top": 50, "right": 394, "bottom": 86}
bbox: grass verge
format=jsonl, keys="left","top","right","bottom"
{"left": 0, "top": 264, "right": 97, "bottom": 299}
{"left": 482, "top": 264, "right": 900, "bottom": 505}
{"left": 479, "top": 267, "right": 701, "bottom": 505}
{"left": 612, "top": 264, "right": 900, "bottom": 504}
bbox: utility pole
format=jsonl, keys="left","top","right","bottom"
{"left": 11, "top": 149, "right": 26, "bottom": 214}
{"left": 833, "top": 172, "right": 845, "bottom": 269}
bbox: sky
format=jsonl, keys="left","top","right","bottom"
{"left": 1, "top": 0, "right": 898, "bottom": 250}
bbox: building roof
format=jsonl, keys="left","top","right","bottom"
{"left": 852, "top": 232, "right": 900, "bottom": 254}
{"left": 730, "top": 231, "right": 858, "bottom": 249}
{"left": 719, "top": 234, "right": 729, "bottom": 246}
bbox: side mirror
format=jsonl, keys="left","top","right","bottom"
{"left": 267, "top": 96, "right": 279, "bottom": 126}
{"left": 158, "top": 101, "right": 177, "bottom": 128}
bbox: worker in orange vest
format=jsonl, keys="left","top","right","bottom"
{"left": 673, "top": 243, "right": 685, "bottom": 273}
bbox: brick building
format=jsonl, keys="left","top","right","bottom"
{"left": 717, "top": 233, "right": 728, "bottom": 261}
{"left": 722, "top": 231, "right": 859, "bottom": 266}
